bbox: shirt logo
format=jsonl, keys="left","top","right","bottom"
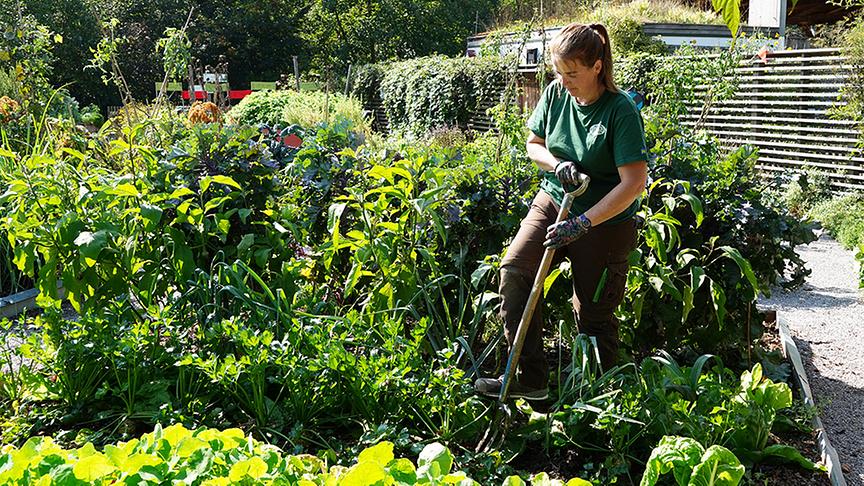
{"left": 588, "top": 123, "right": 607, "bottom": 140}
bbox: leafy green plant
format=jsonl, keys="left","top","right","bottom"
{"left": 179, "top": 325, "right": 288, "bottom": 433}
{"left": 635, "top": 354, "right": 737, "bottom": 448}
{"left": 640, "top": 435, "right": 745, "bottom": 486}
{"left": 641, "top": 43, "right": 742, "bottom": 147}
{"left": 155, "top": 26, "right": 191, "bottom": 85}
{"left": 619, "top": 175, "right": 762, "bottom": 355}
{"left": 781, "top": 169, "right": 832, "bottom": 218}
{"left": 650, "top": 351, "right": 719, "bottom": 403}
{"left": 0, "top": 15, "right": 61, "bottom": 113}
{"left": 0, "top": 318, "right": 41, "bottom": 406}
{"left": 0, "top": 227, "right": 30, "bottom": 296}
{"left": 86, "top": 17, "right": 132, "bottom": 105}
{"left": 0, "top": 424, "right": 491, "bottom": 485}
{"left": 19, "top": 313, "right": 112, "bottom": 409}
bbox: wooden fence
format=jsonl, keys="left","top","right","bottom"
{"left": 684, "top": 48, "right": 863, "bottom": 192}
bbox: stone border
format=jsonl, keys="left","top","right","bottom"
{"left": 777, "top": 314, "right": 847, "bottom": 486}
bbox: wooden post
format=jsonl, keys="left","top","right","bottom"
{"left": 324, "top": 73, "right": 330, "bottom": 124}
{"left": 344, "top": 64, "right": 352, "bottom": 95}
{"left": 187, "top": 62, "right": 196, "bottom": 106}
{"left": 293, "top": 56, "right": 300, "bottom": 91}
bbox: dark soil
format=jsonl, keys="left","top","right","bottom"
{"left": 745, "top": 430, "right": 828, "bottom": 485}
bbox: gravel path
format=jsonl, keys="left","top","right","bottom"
{"left": 760, "top": 234, "right": 864, "bottom": 486}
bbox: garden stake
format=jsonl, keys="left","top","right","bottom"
{"left": 476, "top": 173, "right": 589, "bottom": 452}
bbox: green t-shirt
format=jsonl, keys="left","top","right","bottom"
{"left": 527, "top": 81, "right": 648, "bottom": 225}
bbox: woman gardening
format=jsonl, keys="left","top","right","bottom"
{"left": 475, "top": 23, "right": 648, "bottom": 401}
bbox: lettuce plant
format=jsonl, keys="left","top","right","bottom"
{"left": 640, "top": 435, "right": 745, "bottom": 486}
{"left": 0, "top": 424, "right": 591, "bottom": 485}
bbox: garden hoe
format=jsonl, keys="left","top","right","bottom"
{"left": 476, "top": 172, "right": 590, "bottom": 452}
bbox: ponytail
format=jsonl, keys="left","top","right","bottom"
{"left": 588, "top": 24, "right": 616, "bottom": 91}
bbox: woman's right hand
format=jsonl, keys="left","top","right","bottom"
{"left": 554, "top": 160, "right": 582, "bottom": 185}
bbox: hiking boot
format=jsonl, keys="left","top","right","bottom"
{"left": 474, "top": 376, "right": 549, "bottom": 401}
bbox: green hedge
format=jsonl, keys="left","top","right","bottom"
{"left": 352, "top": 55, "right": 511, "bottom": 136}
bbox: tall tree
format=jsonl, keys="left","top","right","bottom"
{"left": 191, "top": 0, "right": 311, "bottom": 87}
{"left": 302, "top": 0, "right": 497, "bottom": 72}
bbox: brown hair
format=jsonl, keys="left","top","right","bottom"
{"left": 549, "top": 23, "right": 617, "bottom": 92}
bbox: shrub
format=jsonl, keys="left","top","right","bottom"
{"left": 229, "top": 90, "right": 368, "bottom": 132}
{"left": 809, "top": 195, "right": 864, "bottom": 250}
{"left": 352, "top": 55, "right": 511, "bottom": 137}
{"left": 781, "top": 169, "right": 832, "bottom": 217}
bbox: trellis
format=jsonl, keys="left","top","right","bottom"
{"left": 684, "top": 48, "right": 863, "bottom": 192}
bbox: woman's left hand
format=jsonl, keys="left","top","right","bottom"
{"left": 545, "top": 214, "right": 592, "bottom": 249}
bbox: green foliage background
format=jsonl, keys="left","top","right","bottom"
{"left": 1, "top": 0, "right": 495, "bottom": 109}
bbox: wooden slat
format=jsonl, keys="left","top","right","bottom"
{"left": 695, "top": 91, "right": 844, "bottom": 98}
{"left": 682, "top": 113, "right": 858, "bottom": 126}
{"left": 712, "top": 137, "right": 863, "bottom": 157}
{"left": 696, "top": 128, "right": 860, "bottom": 145}
{"left": 738, "top": 64, "right": 854, "bottom": 73}
{"left": 689, "top": 99, "right": 844, "bottom": 107}
{"left": 758, "top": 147, "right": 864, "bottom": 163}
{"left": 696, "top": 83, "right": 846, "bottom": 90}
{"left": 755, "top": 157, "right": 864, "bottom": 177}
{"left": 683, "top": 120, "right": 860, "bottom": 136}
{"left": 761, "top": 48, "right": 841, "bottom": 56}
{"left": 744, "top": 55, "right": 849, "bottom": 64}
{"left": 684, "top": 106, "right": 833, "bottom": 117}
{"left": 733, "top": 74, "right": 850, "bottom": 83}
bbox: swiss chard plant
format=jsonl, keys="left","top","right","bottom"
{"left": 727, "top": 363, "right": 793, "bottom": 454}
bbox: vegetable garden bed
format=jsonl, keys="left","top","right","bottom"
{"left": 0, "top": 38, "right": 848, "bottom": 484}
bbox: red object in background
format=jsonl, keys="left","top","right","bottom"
{"left": 182, "top": 90, "right": 208, "bottom": 100}
{"left": 182, "top": 89, "right": 253, "bottom": 100}
{"left": 229, "top": 90, "right": 252, "bottom": 100}
{"left": 281, "top": 133, "right": 303, "bottom": 149}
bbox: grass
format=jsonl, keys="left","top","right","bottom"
{"left": 489, "top": 0, "right": 722, "bottom": 35}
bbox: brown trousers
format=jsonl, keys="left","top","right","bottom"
{"left": 500, "top": 190, "right": 637, "bottom": 388}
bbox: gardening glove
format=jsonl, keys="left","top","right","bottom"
{"left": 544, "top": 214, "right": 592, "bottom": 249}
{"left": 554, "top": 160, "right": 582, "bottom": 186}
